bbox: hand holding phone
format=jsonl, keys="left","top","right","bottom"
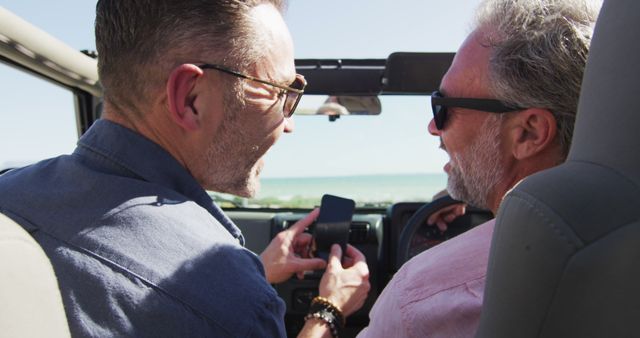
{"left": 311, "top": 194, "right": 356, "bottom": 262}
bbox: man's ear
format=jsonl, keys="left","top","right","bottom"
{"left": 166, "top": 64, "right": 204, "bottom": 131}
{"left": 510, "top": 108, "right": 558, "bottom": 160}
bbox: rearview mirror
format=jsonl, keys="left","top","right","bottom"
{"left": 316, "top": 96, "right": 381, "bottom": 116}
{"left": 296, "top": 95, "right": 381, "bottom": 120}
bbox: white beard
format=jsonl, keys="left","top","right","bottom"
{"left": 446, "top": 116, "right": 504, "bottom": 210}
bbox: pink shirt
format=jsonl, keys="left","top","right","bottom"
{"left": 357, "top": 219, "right": 495, "bottom": 338}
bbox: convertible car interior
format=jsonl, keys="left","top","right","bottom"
{"left": 216, "top": 55, "right": 496, "bottom": 336}
{"left": 0, "top": 6, "right": 493, "bottom": 336}
{"left": 1, "top": 0, "right": 637, "bottom": 336}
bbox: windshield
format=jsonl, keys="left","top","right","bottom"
{"left": 211, "top": 94, "right": 448, "bottom": 208}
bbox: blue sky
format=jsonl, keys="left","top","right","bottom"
{"left": 0, "top": 1, "right": 481, "bottom": 177}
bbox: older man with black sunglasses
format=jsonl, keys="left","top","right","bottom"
{"left": 357, "top": 0, "right": 601, "bottom": 337}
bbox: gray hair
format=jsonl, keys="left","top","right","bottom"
{"left": 475, "top": 0, "right": 601, "bottom": 159}
{"left": 95, "top": 0, "right": 284, "bottom": 114}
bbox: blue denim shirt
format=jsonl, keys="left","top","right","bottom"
{"left": 0, "top": 119, "right": 286, "bottom": 337}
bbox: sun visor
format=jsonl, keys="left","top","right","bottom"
{"left": 296, "top": 59, "right": 386, "bottom": 95}
{"left": 381, "top": 52, "right": 454, "bottom": 95}
{"left": 295, "top": 52, "right": 454, "bottom": 96}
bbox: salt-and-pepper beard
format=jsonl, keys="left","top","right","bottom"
{"left": 446, "top": 116, "right": 505, "bottom": 210}
{"left": 201, "top": 83, "right": 265, "bottom": 198}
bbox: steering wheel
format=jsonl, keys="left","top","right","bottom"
{"left": 396, "top": 195, "right": 492, "bottom": 269}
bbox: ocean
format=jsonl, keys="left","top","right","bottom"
{"left": 243, "top": 173, "right": 448, "bottom": 208}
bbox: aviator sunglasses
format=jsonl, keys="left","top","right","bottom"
{"left": 430, "top": 90, "right": 525, "bottom": 130}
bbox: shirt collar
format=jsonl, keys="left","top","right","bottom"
{"left": 74, "top": 119, "right": 244, "bottom": 244}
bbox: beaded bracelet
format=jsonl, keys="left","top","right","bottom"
{"left": 310, "top": 296, "right": 345, "bottom": 327}
{"left": 304, "top": 308, "right": 340, "bottom": 338}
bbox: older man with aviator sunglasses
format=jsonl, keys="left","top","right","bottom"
{"left": 357, "top": 0, "right": 601, "bottom": 337}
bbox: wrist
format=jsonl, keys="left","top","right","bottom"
{"left": 312, "top": 296, "right": 345, "bottom": 326}
{"left": 300, "top": 318, "right": 333, "bottom": 338}
{"left": 304, "top": 296, "right": 345, "bottom": 338}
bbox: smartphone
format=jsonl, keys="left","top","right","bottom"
{"left": 311, "top": 194, "right": 356, "bottom": 262}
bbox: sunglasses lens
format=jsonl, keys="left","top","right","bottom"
{"left": 290, "top": 76, "right": 306, "bottom": 90}
{"left": 431, "top": 91, "right": 447, "bottom": 130}
{"left": 283, "top": 93, "right": 298, "bottom": 117}
{"left": 434, "top": 105, "right": 446, "bottom": 130}
{"left": 283, "top": 75, "right": 306, "bottom": 117}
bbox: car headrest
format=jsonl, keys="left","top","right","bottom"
{"left": 568, "top": 0, "right": 640, "bottom": 187}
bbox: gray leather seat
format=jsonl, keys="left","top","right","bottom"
{"left": 0, "top": 213, "right": 71, "bottom": 338}
{"left": 476, "top": 0, "right": 640, "bottom": 337}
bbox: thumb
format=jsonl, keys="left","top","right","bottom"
{"left": 327, "top": 244, "right": 343, "bottom": 271}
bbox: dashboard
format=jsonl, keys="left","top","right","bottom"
{"left": 228, "top": 202, "right": 492, "bottom": 337}
{"left": 229, "top": 210, "right": 384, "bottom": 337}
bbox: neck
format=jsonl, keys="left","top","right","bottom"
{"left": 487, "top": 174, "right": 521, "bottom": 215}
{"left": 101, "top": 102, "right": 190, "bottom": 170}
{"left": 489, "top": 151, "right": 564, "bottom": 214}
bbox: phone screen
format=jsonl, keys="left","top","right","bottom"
{"left": 312, "top": 194, "right": 355, "bottom": 261}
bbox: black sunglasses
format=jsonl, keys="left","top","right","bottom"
{"left": 430, "top": 90, "right": 525, "bottom": 130}
{"left": 197, "top": 63, "right": 307, "bottom": 117}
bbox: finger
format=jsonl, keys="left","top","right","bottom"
{"left": 344, "top": 244, "right": 366, "bottom": 263}
{"left": 442, "top": 204, "right": 467, "bottom": 223}
{"left": 342, "top": 245, "right": 370, "bottom": 279}
{"left": 327, "top": 244, "right": 343, "bottom": 271}
{"left": 341, "top": 255, "right": 355, "bottom": 268}
{"left": 427, "top": 210, "right": 443, "bottom": 225}
{"left": 436, "top": 220, "right": 448, "bottom": 232}
{"left": 293, "top": 257, "right": 327, "bottom": 272}
{"left": 351, "top": 255, "right": 370, "bottom": 278}
{"left": 444, "top": 213, "right": 457, "bottom": 223}
{"left": 294, "top": 233, "right": 313, "bottom": 247}
{"left": 293, "top": 233, "right": 313, "bottom": 254}
{"left": 288, "top": 208, "right": 320, "bottom": 235}
{"left": 428, "top": 204, "right": 460, "bottom": 225}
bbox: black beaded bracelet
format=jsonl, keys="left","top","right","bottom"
{"left": 305, "top": 297, "right": 344, "bottom": 338}
{"left": 310, "top": 296, "right": 345, "bottom": 327}
{"left": 304, "top": 309, "right": 340, "bottom": 338}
